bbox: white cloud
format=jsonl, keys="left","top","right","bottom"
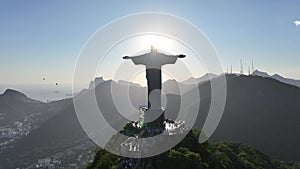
{"left": 294, "top": 20, "right": 300, "bottom": 26}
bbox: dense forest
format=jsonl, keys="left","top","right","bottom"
{"left": 86, "top": 129, "right": 300, "bottom": 169}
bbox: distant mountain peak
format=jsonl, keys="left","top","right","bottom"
{"left": 251, "top": 70, "right": 300, "bottom": 88}
{"left": 252, "top": 69, "right": 270, "bottom": 77}
{"left": 1, "top": 89, "right": 41, "bottom": 103}
{"left": 89, "top": 76, "right": 105, "bottom": 89}
{"left": 182, "top": 73, "right": 218, "bottom": 84}
{"left": 117, "top": 80, "right": 141, "bottom": 87}
{"left": 3, "top": 89, "right": 27, "bottom": 98}
{"left": 271, "top": 73, "right": 283, "bottom": 78}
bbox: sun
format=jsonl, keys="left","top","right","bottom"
{"left": 139, "top": 35, "right": 172, "bottom": 52}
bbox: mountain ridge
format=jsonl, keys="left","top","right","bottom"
{"left": 1, "top": 72, "right": 300, "bottom": 168}
{"left": 0, "top": 89, "right": 41, "bottom": 104}
{"left": 252, "top": 69, "right": 300, "bottom": 87}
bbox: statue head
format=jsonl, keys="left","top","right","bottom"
{"left": 151, "top": 45, "right": 157, "bottom": 56}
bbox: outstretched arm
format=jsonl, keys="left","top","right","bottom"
{"left": 123, "top": 53, "right": 147, "bottom": 59}
{"left": 159, "top": 53, "right": 186, "bottom": 65}
{"left": 122, "top": 54, "right": 147, "bottom": 65}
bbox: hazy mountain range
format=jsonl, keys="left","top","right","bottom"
{"left": 0, "top": 71, "right": 300, "bottom": 168}
{"left": 252, "top": 69, "right": 300, "bottom": 87}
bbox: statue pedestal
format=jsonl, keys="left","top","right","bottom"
{"left": 144, "top": 109, "right": 165, "bottom": 128}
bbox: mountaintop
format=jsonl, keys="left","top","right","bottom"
{"left": 182, "top": 73, "right": 218, "bottom": 84}
{"left": 252, "top": 69, "right": 271, "bottom": 77}
{"left": 86, "top": 129, "right": 300, "bottom": 169}
{"left": 1, "top": 89, "right": 28, "bottom": 101}
{"left": 0, "top": 89, "right": 41, "bottom": 104}
{"left": 252, "top": 69, "right": 300, "bottom": 87}
{"left": 3, "top": 89, "right": 27, "bottom": 97}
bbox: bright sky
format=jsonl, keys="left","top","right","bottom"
{"left": 0, "top": 0, "right": 300, "bottom": 87}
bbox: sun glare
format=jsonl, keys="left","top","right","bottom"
{"left": 139, "top": 35, "right": 172, "bottom": 52}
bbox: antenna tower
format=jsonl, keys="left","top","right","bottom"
{"left": 248, "top": 66, "right": 251, "bottom": 75}
{"left": 251, "top": 60, "right": 254, "bottom": 73}
{"left": 240, "top": 59, "right": 243, "bottom": 75}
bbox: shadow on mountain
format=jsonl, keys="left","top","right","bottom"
{"left": 1, "top": 74, "right": 300, "bottom": 168}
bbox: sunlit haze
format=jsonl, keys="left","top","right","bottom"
{"left": 1, "top": 1, "right": 300, "bottom": 98}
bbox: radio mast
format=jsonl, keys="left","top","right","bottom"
{"left": 251, "top": 60, "right": 254, "bottom": 73}
{"left": 248, "top": 66, "right": 251, "bottom": 75}
{"left": 240, "top": 59, "right": 243, "bottom": 75}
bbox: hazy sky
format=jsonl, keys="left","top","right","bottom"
{"left": 1, "top": 0, "right": 300, "bottom": 87}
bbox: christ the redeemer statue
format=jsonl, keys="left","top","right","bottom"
{"left": 123, "top": 46, "right": 185, "bottom": 127}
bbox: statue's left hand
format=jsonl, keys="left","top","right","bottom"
{"left": 178, "top": 54, "right": 186, "bottom": 58}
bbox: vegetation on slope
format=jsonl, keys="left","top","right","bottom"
{"left": 86, "top": 129, "right": 300, "bottom": 169}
